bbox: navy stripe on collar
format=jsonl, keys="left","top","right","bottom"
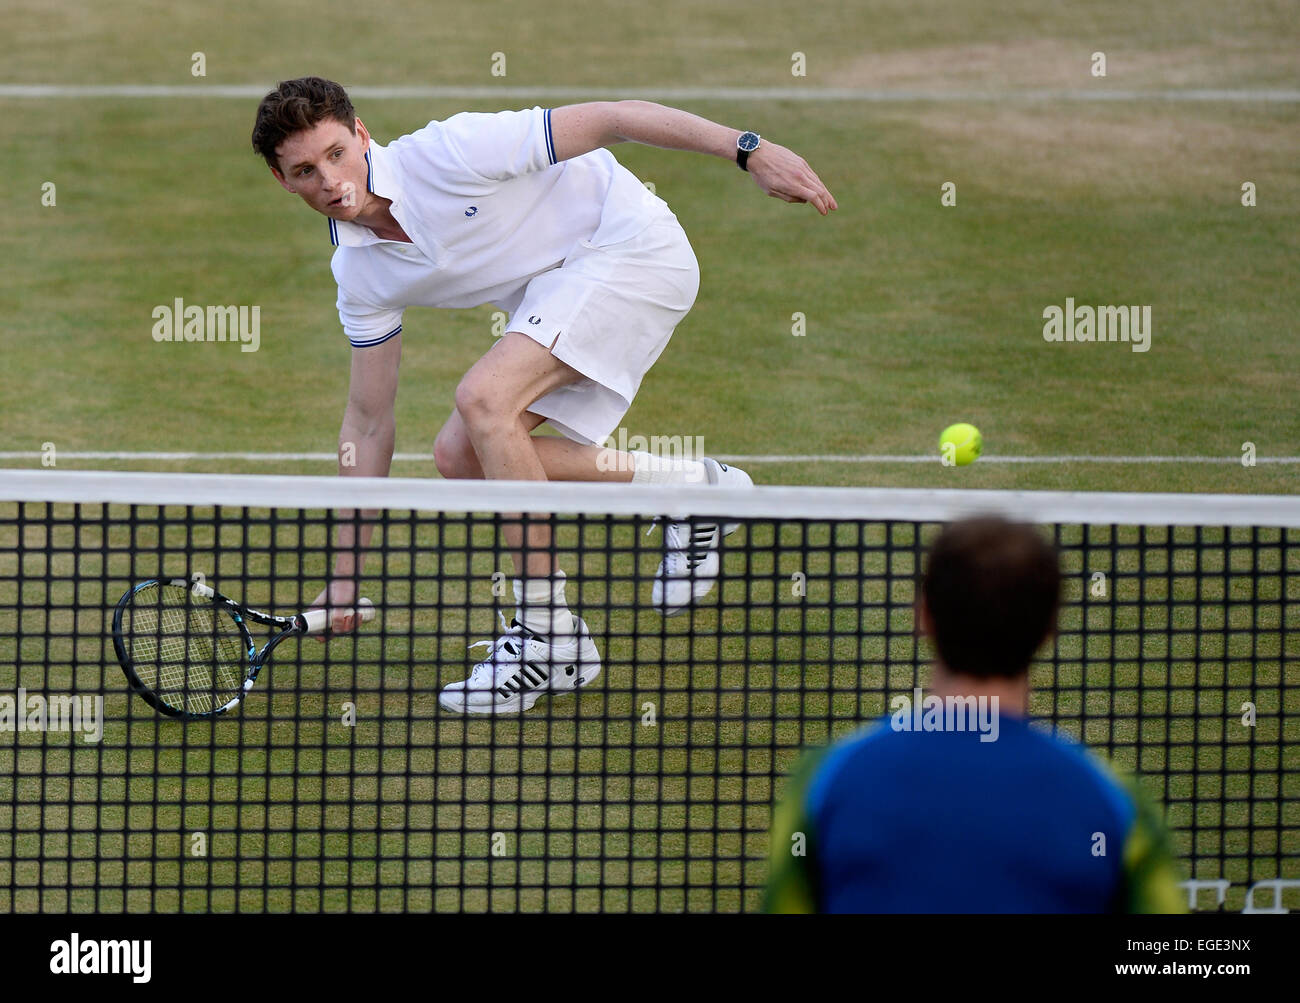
{"left": 328, "top": 148, "right": 377, "bottom": 247}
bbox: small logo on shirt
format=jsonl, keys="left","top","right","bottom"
{"left": 528, "top": 315, "right": 542, "bottom": 325}
{"left": 465, "top": 205, "right": 478, "bottom": 217}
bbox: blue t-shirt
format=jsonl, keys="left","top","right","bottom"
{"left": 765, "top": 714, "right": 1184, "bottom": 913}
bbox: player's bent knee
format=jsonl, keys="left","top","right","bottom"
{"left": 434, "top": 442, "right": 478, "bottom": 480}
{"left": 453, "top": 375, "right": 511, "bottom": 429}
{"left": 433, "top": 423, "right": 481, "bottom": 480}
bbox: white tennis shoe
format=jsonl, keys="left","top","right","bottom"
{"left": 439, "top": 611, "right": 601, "bottom": 715}
{"left": 651, "top": 458, "right": 753, "bottom": 617}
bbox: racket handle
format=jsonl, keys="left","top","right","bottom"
{"left": 302, "top": 597, "right": 376, "bottom": 635}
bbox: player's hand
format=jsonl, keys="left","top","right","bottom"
{"left": 745, "top": 142, "right": 838, "bottom": 215}
{"left": 308, "top": 579, "right": 361, "bottom": 641}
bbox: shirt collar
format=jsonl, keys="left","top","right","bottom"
{"left": 327, "top": 141, "right": 403, "bottom": 247}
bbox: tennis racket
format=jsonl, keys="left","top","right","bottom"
{"left": 112, "top": 577, "right": 375, "bottom": 719}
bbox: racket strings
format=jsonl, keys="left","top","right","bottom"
{"left": 127, "top": 584, "right": 246, "bottom": 714}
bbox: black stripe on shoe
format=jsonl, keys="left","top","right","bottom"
{"left": 689, "top": 524, "right": 718, "bottom": 566}
{"left": 520, "top": 662, "right": 550, "bottom": 687}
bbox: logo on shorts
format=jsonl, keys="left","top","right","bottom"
{"left": 528, "top": 315, "right": 542, "bottom": 325}
{"left": 465, "top": 205, "right": 478, "bottom": 217}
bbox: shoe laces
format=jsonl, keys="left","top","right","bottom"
{"left": 467, "top": 611, "right": 530, "bottom": 682}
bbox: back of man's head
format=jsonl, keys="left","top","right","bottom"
{"left": 921, "top": 515, "right": 1061, "bottom": 679}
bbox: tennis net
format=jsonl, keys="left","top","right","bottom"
{"left": 1, "top": 469, "right": 1297, "bottom": 913}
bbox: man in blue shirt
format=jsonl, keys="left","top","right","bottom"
{"left": 766, "top": 515, "right": 1185, "bottom": 913}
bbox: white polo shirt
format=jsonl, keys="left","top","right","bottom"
{"left": 330, "top": 106, "right": 673, "bottom": 347}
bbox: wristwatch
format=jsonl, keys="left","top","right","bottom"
{"left": 736, "top": 131, "right": 761, "bottom": 171}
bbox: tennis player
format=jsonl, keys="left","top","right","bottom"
{"left": 251, "top": 77, "right": 836, "bottom": 714}
{"left": 766, "top": 516, "right": 1186, "bottom": 913}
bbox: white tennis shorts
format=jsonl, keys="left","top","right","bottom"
{"left": 507, "top": 214, "right": 700, "bottom": 445}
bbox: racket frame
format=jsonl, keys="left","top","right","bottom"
{"left": 113, "top": 577, "right": 307, "bottom": 719}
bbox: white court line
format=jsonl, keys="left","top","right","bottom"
{"left": 2, "top": 84, "right": 1298, "bottom": 102}
{"left": 0, "top": 451, "right": 1294, "bottom": 465}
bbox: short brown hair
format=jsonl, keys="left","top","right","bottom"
{"left": 251, "top": 77, "right": 356, "bottom": 171}
{"left": 921, "top": 515, "right": 1061, "bottom": 679}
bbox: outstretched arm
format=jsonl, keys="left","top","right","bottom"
{"left": 308, "top": 334, "right": 400, "bottom": 636}
{"left": 549, "top": 100, "right": 837, "bottom": 215}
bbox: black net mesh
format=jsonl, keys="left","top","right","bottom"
{"left": 0, "top": 498, "right": 1296, "bottom": 913}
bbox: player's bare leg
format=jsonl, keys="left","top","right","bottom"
{"left": 434, "top": 407, "right": 632, "bottom": 484}
{"left": 439, "top": 408, "right": 734, "bottom": 490}
{"left": 438, "top": 333, "right": 604, "bottom": 714}
{"left": 450, "top": 333, "right": 591, "bottom": 578}
{"left": 437, "top": 330, "right": 753, "bottom": 612}
{"left": 435, "top": 332, "right": 754, "bottom": 713}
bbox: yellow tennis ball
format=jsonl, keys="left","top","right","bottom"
{"left": 939, "top": 423, "right": 982, "bottom": 466}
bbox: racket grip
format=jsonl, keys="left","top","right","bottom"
{"left": 302, "top": 597, "right": 376, "bottom": 635}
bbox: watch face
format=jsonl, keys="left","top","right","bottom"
{"left": 738, "top": 132, "right": 760, "bottom": 152}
